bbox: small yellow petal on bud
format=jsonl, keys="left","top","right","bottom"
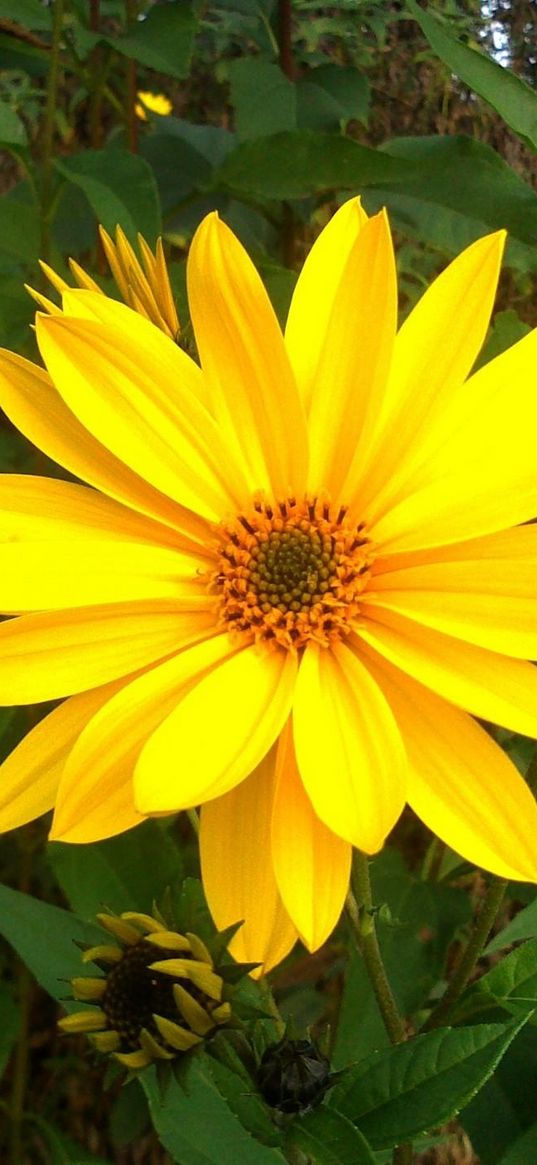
{"left": 172, "top": 983, "right": 214, "bottom": 1035}
{"left": 59, "top": 1009, "right": 107, "bottom": 1033}
{"left": 81, "top": 944, "right": 122, "bottom": 965}
{"left": 212, "top": 1002, "right": 232, "bottom": 1024}
{"left": 153, "top": 1014, "right": 203, "bottom": 1051}
{"left": 145, "top": 929, "right": 191, "bottom": 951}
{"left": 96, "top": 913, "right": 141, "bottom": 945}
{"left": 139, "top": 1028, "right": 175, "bottom": 1060}
{"left": 91, "top": 1030, "right": 121, "bottom": 1053}
{"left": 186, "top": 932, "right": 213, "bottom": 966}
{"left": 149, "top": 958, "right": 223, "bottom": 1001}
{"left": 120, "top": 912, "right": 167, "bottom": 934}
{"left": 71, "top": 977, "right": 106, "bottom": 1002}
{"left": 114, "top": 1048, "right": 151, "bottom": 1070}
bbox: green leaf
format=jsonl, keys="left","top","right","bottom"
{"left": 477, "top": 309, "right": 531, "bottom": 369}
{"left": 463, "top": 1025, "right": 537, "bottom": 1164}
{"left": 462, "top": 938, "right": 537, "bottom": 1019}
{"left": 286, "top": 1106, "right": 376, "bottom": 1165}
{"left": 142, "top": 1056, "right": 288, "bottom": 1165}
{"left": 407, "top": 0, "right": 537, "bottom": 153}
{"left": 216, "top": 130, "right": 407, "bottom": 200}
{"left": 48, "top": 820, "right": 183, "bottom": 919}
{"left": 497, "top": 1121, "right": 537, "bottom": 1164}
{"left": 486, "top": 897, "right": 537, "bottom": 954}
{"left": 297, "top": 65, "right": 370, "bottom": 129}
{"left": 0, "top": 0, "right": 51, "bottom": 29}
{"left": 55, "top": 149, "right": 161, "bottom": 243}
{"left": 0, "top": 196, "right": 39, "bottom": 263}
{"left": 0, "top": 883, "right": 102, "bottom": 998}
{"left": 0, "top": 102, "right": 27, "bottom": 146}
{"left": 330, "top": 1019, "right": 526, "bottom": 1149}
{"left": 229, "top": 60, "right": 297, "bottom": 141}
{"left": 108, "top": 1, "right": 196, "bottom": 79}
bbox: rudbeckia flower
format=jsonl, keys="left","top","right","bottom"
{"left": 2, "top": 199, "right": 537, "bottom": 971}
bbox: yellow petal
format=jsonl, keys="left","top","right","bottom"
{"left": 36, "top": 312, "right": 248, "bottom": 521}
{"left": 357, "top": 606, "right": 537, "bottom": 738}
{"left": 368, "top": 523, "right": 537, "bottom": 658}
{"left": 0, "top": 601, "right": 215, "bottom": 703}
{"left": 0, "top": 474, "right": 199, "bottom": 549}
{"left": 153, "top": 1013, "right": 202, "bottom": 1050}
{"left": 307, "top": 211, "right": 397, "bottom": 500}
{"left": 187, "top": 212, "right": 308, "bottom": 498}
{"left": 59, "top": 1010, "right": 106, "bottom": 1033}
{"left": 285, "top": 197, "right": 368, "bottom": 411}
{"left": 0, "top": 349, "right": 212, "bottom": 547}
{"left": 354, "top": 231, "right": 505, "bottom": 523}
{"left": 361, "top": 643, "right": 537, "bottom": 882}
{"left": 200, "top": 753, "right": 298, "bottom": 973}
{"left": 293, "top": 640, "right": 406, "bottom": 852}
{"left": 272, "top": 722, "right": 351, "bottom": 951}
{"left": 51, "top": 634, "right": 236, "bottom": 843}
{"left": 0, "top": 678, "right": 126, "bottom": 832}
{"left": 370, "top": 325, "right": 537, "bottom": 554}
{"left": 0, "top": 540, "right": 208, "bottom": 612}
{"left": 135, "top": 644, "right": 297, "bottom": 813}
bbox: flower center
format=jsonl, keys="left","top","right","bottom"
{"left": 213, "top": 495, "right": 372, "bottom": 650}
{"left": 102, "top": 941, "right": 179, "bottom": 1049}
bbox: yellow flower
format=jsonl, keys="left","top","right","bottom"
{"left": 135, "top": 90, "right": 172, "bottom": 120}
{"left": 2, "top": 199, "right": 537, "bottom": 971}
{"left": 29, "top": 226, "right": 180, "bottom": 342}
{"left": 59, "top": 910, "right": 231, "bottom": 1069}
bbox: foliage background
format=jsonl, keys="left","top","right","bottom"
{"left": 2, "top": 1, "right": 537, "bottom": 1163}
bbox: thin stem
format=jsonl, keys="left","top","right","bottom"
{"left": 40, "top": 0, "right": 65, "bottom": 262}
{"left": 278, "top": 0, "right": 294, "bottom": 80}
{"left": 125, "top": 0, "right": 138, "bottom": 153}
{"left": 347, "top": 854, "right": 406, "bottom": 1045}
{"left": 420, "top": 836, "right": 446, "bottom": 882}
{"left": 348, "top": 856, "right": 412, "bottom": 1164}
{"left": 423, "top": 876, "right": 508, "bottom": 1032}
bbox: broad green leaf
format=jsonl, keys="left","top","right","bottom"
{"left": 297, "top": 65, "right": 370, "bottom": 128}
{"left": 0, "top": 0, "right": 51, "bottom": 29}
{"left": 0, "top": 102, "right": 27, "bottom": 146}
{"left": 216, "top": 130, "right": 407, "bottom": 200}
{"left": 141, "top": 132, "right": 213, "bottom": 215}
{"left": 286, "top": 1106, "right": 376, "bottom": 1165}
{"left": 206, "top": 1039, "right": 282, "bottom": 1147}
{"left": 330, "top": 1018, "right": 526, "bottom": 1149}
{"left": 229, "top": 59, "right": 297, "bottom": 141}
{"left": 108, "top": 1, "right": 196, "bottom": 79}
{"left": 497, "top": 1121, "right": 537, "bottom": 1164}
{"left": 216, "top": 131, "right": 537, "bottom": 259}
{"left": 486, "top": 897, "right": 537, "bottom": 954}
{"left": 408, "top": 0, "right": 537, "bottom": 153}
{"left": 0, "top": 883, "right": 102, "bottom": 997}
{"left": 463, "top": 938, "right": 537, "bottom": 1018}
{"left": 0, "top": 196, "right": 39, "bottom": 263}
{"left": 463, "top": 1025, "right": 537, "bottom": 1164}
{"left": 55, "top": 149, "right": 161, "bottom": 243}
{"left": 48, "top": 820, "right": 183, "bottom": 919}
{"left": 142, "top": 1056, "right": 287, "bottom": 1165}
{"left": 110, "top": 1079, "right": 150, "bottom": 1149}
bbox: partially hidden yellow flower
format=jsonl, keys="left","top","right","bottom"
{"left": 135, "top": 90, "right": 172, "bottom": 120}
{"left": 28, "top": 226, "right": 180, "bottom": 343}
{"left": 2, "top": 199, "right": 537, "bottom": 971}
{"left": 59, "top": 910, "right": 231, "bottom": 1069}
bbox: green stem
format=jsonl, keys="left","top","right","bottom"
{"left": 423, "top": 876, "right": 508, "bottom": 1032}
{"left": 420, "top": 836, "right": 445, "bottom": 882}
{"left": 348, "top": 855, "right": 412, "bottom": 1164}
{"left": 125, "top": 0, "right": 138, "bottom": 153}
{"left": 347, "top": 854, "right": 406, "bottom": 1045}
{"left": 40, "top": 0, "right": 65, "bottom": 263}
